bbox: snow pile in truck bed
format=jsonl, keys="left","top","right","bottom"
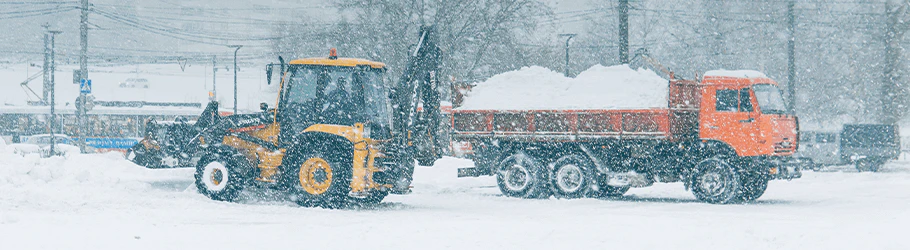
{"left": 457, "top": 65, "right": 668, "bottom": 111}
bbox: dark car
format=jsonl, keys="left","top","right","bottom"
{"left": 840, "top": 124, "right": 900, "bottom": 172}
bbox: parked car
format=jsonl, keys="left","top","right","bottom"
{"left": 840, "top": 124, "right": 900, "bottom": 172}
{"left": 119, "top": 78, "right": 150, "bottom": 88}
{"left": 17, "top": 134, "right": 80, "bottom": 157}
{"left": 795, "top": 130, "right": 840, "bottom": 170}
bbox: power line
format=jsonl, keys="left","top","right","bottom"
{"left": 0, "top": 7, "right": 75, "bottom": 19}
{"left": 93, "top": 9, "right": 280, "bottom": 47}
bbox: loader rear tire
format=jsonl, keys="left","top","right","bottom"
{"left": 496, "top": 151, "right": 549, "bottom": 199}
{"left": 282, "top": 144, "right": 353, "bottom": 209}
{"left": 194, "top": 152, "right": 250, "bottom": 202}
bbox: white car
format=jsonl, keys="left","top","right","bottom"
{"left": 16, "top": 134, "right": 80, "bottom": 157}
{"left": 119, "top": 78, "right": 150, "bottom": 88}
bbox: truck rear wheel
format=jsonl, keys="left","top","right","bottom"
{"left": 691, "top": 157, "right": 741, "bottom": 204}
{"left": 282, "top": 146, "right": 354, "bottom": 209}
{"left": 550, "top": 155, "right": 594, "bottom": 199}
{"left": 496, "top": 152, "right": 549, "bottom": 199}
{"left": 194, "top": 152, "right": 250, "bottom": 202}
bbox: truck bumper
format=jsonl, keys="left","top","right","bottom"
{"left": 769, "top": 158, "right": 802, "bottom": 180}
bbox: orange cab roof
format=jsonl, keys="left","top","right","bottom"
{"left": 288, "top": 57, "right": 386, "bottom": 69}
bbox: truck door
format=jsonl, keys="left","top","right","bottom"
{"left": 701, "top": 87, "right": 761, "bottom": 156}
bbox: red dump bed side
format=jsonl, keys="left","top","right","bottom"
{"left": 451, "top": 108, "right": 684, "bottom": 142}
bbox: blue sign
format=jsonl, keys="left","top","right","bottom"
{"left": 80, "top": 79, "right": 92, "bottom": 94}
{"left": 84, "top": 137, "right": 140, "bottom": 149}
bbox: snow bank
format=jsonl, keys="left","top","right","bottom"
{"left": 457, "top": 65, "right": 668, "bottom": 111}
{"left": 0, "top": 151, "right": 189, "bottom": 209}
{"left": 704, "top": 69, "right": 768, "bottom": 78}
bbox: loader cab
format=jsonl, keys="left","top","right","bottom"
{"left": 699, "top": 70, "right": 798, "bottom": 157}
{"left": 275, "top": 56, "right": 393, "bottom": 141}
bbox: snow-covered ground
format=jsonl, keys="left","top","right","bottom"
{"left": 1, "top": 150, "right": 909, "bottom": 250}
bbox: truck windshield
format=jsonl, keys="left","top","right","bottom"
{"left": 753, "top": 84, "right": 788, "bottom": 114}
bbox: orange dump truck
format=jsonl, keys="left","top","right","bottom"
{"left": 453, "top": 70, "right": 800, "bottom": 204}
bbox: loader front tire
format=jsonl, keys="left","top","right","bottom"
{"left": 194, "top": 152, "right": 250, "bottom": 202}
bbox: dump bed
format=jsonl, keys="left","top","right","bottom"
{"left": 451, "top": 108, "right": 698, "bottom": 142}
{"left": 450, "top": 66, "right": 701, "bottom": 143}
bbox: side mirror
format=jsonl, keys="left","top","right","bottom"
{"left": 260, "top": 102, "right": 269, "bottom": 112}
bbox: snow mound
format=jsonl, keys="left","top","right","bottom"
{"left": 457, "top": 65, "right": 669, "bottom": 111}
{"left": 0, "top": 151, "right": 190, "bottom": 208}
{"left": 703, "top": 70, "right": 768, "bottom": 78}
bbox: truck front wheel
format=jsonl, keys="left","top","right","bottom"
{"left": 496, "top": 152, "right": 549, "bottom": 199}
{"left": 691, "top": 157, "right": 741, "bottom": 204}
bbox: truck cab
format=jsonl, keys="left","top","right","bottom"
{"left": 697, "top": 70, "right": 798, "bottom": 158}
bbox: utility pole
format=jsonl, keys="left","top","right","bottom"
{"left": 42, "top": 24, "right": 51, "bottom": 105}
{"left": 212, "top": 56, "right": 217, "bottom": 102}
{"left": 558, "top": 34, "right": 576, "bottom": 76}
{"left": 228, "top": 45, "right": 243, "bottom": 114}
{"left": 77, "top": 0, "right": 90, "bottom": 152}
{"left": 787, "top": 0, "right": 796, "bottom": 113}
{"left": 47, "top": 29, "right": 63, "bottom": 156}
{"left": 618, "top": 0, "right": 630, "bottom": 64}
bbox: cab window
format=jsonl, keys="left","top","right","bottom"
{"left": 716, "top": 89, "right": 738, "bottom": 112}
{"left": 715, "top": 88, "right": 753, "bottom": 112}
{"left": 739, "top": 88, "right": 753, "bottom": 112}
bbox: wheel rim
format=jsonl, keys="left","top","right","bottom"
{"left": 503, "top": 163, "right": 531, "bottom": 191}
{"left": 202, "top": 161, "right": 229, "bottom": 191}
{"left": 299, "top": 157, "right": 333, "bottom": 195}
{"left": 698, "top": 161, "right": 729, "bottom": 198}
{"left": 556, "top": 164, "right": 584, "bottom": 193}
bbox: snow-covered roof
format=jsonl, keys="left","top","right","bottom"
{"left": 456, "top": 65, "right": 668, "bottom": 111}
{"left": 703, "top": 70, "right": 768, "bottom": 79}
{"left": 0, "top": 105, "right": 206, "bottom": 116}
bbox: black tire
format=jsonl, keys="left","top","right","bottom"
{"left": 550, "top": 155, "right": 595, "bottom": 199}
{"left": 738, "top": 172, "right": 769, "bottom": 202}
{"left": 855, "top": 158, "right": 884, "bottom": 172}
{"left": 495, "top": 151, "right": 549, "bottom": 199}
{"left": 691, "top": 157, "right": 742, "bottom": 204}
{"left": 194, "top": 152, "right": 250, "bottom": 202}
{"left": 281, "top": 144, "right": 354, "bottom": 209}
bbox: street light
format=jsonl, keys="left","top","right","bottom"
{"left": 228, "top": 45, "right": 242, "bottom": 114}
{"left": 558, "top": 34, "right": 577, "bottom": 77}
